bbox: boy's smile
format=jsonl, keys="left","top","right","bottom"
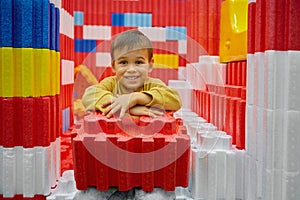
{"left": 112, "top": 48, "right": 153, "bottom": 92}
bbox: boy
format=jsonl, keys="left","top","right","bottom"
{"left": 82, "top": 29, "right": 181, "bottom": 119}
{"left": 81, "top": 30, "right": 181, "bottom": 199}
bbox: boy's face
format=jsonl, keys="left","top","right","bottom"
{"left": 112, "top": 48, "right": 153, "bottom": 92}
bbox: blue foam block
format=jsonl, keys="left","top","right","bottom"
{"left": 32, "top": 0, "right": 50, "bottom": 48}
{"left": 166, "top": 26, "right": 187, "bottom": 40}
{"left": 50, "top": 3, "right": 56, "bottom": 50}
{"left": 42, "top": 0, "right": 50, "bottom": 48}
{"left": 55, "top": 7, "right": 60, "bottom": 51}
{"left": 0, "top": 0, "right": 13, "bottom": 47}
{"left": 124, "top": 13, "right": 152, "bottom": 27}
{"left": 75, "top": 39, "right": 97, "bottom": 52}
{"left": 62, "top": 107, "right": 70, "bottom": 132}
{"left": 111, "top": 13, "right": 125, "bottom": 26}
{"left": 74, "top": 11, "right": 83, "bottom": 25}
{"left": 13, "top": 0, "right": 33, "bottom": 47}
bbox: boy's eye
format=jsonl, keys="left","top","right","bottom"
{"left": 136, "top": 61, "right": 144, "bottom": 65}
{"left": 119, "top": 61, "right": 127, "bottom": 65}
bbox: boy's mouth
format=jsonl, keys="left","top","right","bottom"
{"left": 124, "top": 76, "right": 140, "bottom": 80}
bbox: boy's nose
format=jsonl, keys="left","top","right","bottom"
{"left": 127, "top": 64, "right": 137, "bottom": 71}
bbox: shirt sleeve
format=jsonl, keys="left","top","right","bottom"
{"left": 82, "top": 77, "right": 115, "bottom": 112}
{"left": 141, "top": 78, "right": 182, "bottom": 111}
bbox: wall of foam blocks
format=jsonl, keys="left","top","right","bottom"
{"left": 186, "top": 0, "right": 222, "bottom": 62}
{"left": 0, "top": 0, "right": 61, "bottom": 199}
{"left": 56, "top": 0, "right": 75, "bottom": 174}
{"left": 73, "top": 0, "right": 188, "bottom": 85}
{"left": 246, "top": 0, "right": 300, "bottom": 199}
{"left": 179, "top": 56, "right": 247, "bottom": 150}
{"left": 172, "top": 109, "right": 245, "bottom": 200}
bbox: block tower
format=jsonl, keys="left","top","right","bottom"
{"left": 0, "top": 0, "right": 60, "bottom": 199}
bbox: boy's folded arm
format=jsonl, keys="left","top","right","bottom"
{"left": 142, "top": 87, "right": 182, "bottom": 112}
{"left": 82, "top": 84, "right": 114, "bottom": 113}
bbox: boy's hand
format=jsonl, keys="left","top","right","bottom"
{"left": 102, "top": 93, "right": 136, "bottom": 118}
{"left": 102, "top": 92, "right": 153, "bottom": 119}
{"left": 129, "top": 106, "right": 164, "bottom": 118}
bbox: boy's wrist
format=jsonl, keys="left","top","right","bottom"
{"left": 132, "top": 92, "right": 152, "bottom": 105}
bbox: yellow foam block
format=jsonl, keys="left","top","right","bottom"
{"left": 153, "top": 54, "right": 179, "bottom": 69}
{"left": 0, "top": 47, "right": 60, "bottom": 97}
{"left": 219, "top": 0, "right": 248, "bottom": 62}
{"left": 0, "top": 48, "right": 14, "bottom": 96}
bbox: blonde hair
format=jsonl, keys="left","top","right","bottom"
{"left": 110, "top": 30, "right": 153, "bottom": 61}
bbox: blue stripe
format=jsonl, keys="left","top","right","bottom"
{"left": 75, "top": 39, "right": 97, "bottom": 52}
{"left": 55, "top": 7, "right": 60, "bottom": 51}
{"left": 111, "top": 13, "right": 125, "bottom": 26}
{"left": 74, "top": 11, "right": 83, "bottom": 25}
{"left": 0, "top": 0, "right": 13, "bottom": 47}
{"left": 124, "top": 13, "right": 152, "bottom": 27}
{"left": 50, "top": 3, "right": 56, "bottom": 50}
{"left": 166, "top": 26, "right": 187, "bottom": 40}
{"left": 13, "top": 0, "right": 33, "bottom": 47}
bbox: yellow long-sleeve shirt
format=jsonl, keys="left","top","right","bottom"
{"left": 82, "top": 76, "right": 182, "bottom": 113}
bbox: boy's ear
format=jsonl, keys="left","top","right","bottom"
{"left": 111, "top": 60, "right": 116, "bottom": 73}
{"left": 148, "top": 57, "right": 154, "bottom": 72}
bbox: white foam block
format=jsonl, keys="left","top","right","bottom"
{"left": 247, "top": 54, "right": 255, "bottom": 105}
{"left": 3, "top": 148, "right": 17, "bottom": 197}
{"left": 35, "top": 146, "right": 50, "bottom": 195}
{"left": 0, "top": 146, "right": 2, "bottom": 194}
{"left": 282, "top": 171, "right": 300, "bottom": 200}
{"left": 256, "top": 52, "right": 265, "bottom": 107}
{"left": 246, "top": 105, "right": 257, "bottom": 157}
{"left": 96, "top": 52, "right": 111, "bottom": 67}
{"left": 244, "top": 155, "right": 257, "bottom": 200}
{"left": 283, "top": 111, "right": 300, "bottom": 172}
{"left": 285, "top": 51, "right": 300, "bottom": 111}
{"left": 138, "top": 27, "right": 166, "bottom": 42}
{"left": 264, "top": 51, "right": 286, "bottom": 109}
{"left": 23, "top": 148, "right": 35, "bottom": 197}
{"left": 263, "top": 169, "right": 283, "bottom": 200}
{"left": 178, "top": 66, "right": 187, "bottom": 80}
{"left": 216, "top": 150, "right": 226, "bottom": 199}
{"left": 168, "top": 80, "right": 192, "bottom": 110}
{"left": 256, "top": 160, "right": 263, "bottom": 199}
{"left": 60, "top": 9, "right": 74, "bottom": 38}
{"left": 272, "top": 109, "right": 285, "bottom": 170}
{"left": 178, "top": 40, "right": 187, "bottom": 54}
{"left": 194, "top": 63, "right": 206, "bottom": 90}
{"left": 226, "top": 151, "right": 236, "bottom": 200}
{"left": 190, "top": 149, "right": 208, "bottom": 199}
{"left": 61, "top": 59, "right": 75, "bottom": 85}
{"left": 83, "top": 25, "right": 111, "bottom": 40}
{"left": 207, "top": 151, "right": 217, "bottom": 200}
{"left": 235, "top": 149, "right": 245, "bottom": 200}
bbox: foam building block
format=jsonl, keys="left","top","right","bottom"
{"left": 0, "top": 139, "right": 60, "bottom": 198}
{"left": 219, "top": 0, "right": 248, "bottom": 62}
{"left": 168, "top": 80, "right": 192, "bottom": 110}
{"left": 72, "top": 112, "right": 190, "bottom": 192}
{"left": 47, "top": 170, "right": 78, "bottom": 200}
{"left": 153, "top": 54, "right": 179, "bottom": 69}
{"left": 0, "top": 48, "right": 60, "bottom": 97}
{"left": 0, "top": 96, "right": 60, "bottom": 148}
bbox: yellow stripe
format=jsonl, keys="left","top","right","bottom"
{"left": 0, "top": 47, "right": 60, "bottom": 97}
{"left": 153, "top": 54, "right": 179, "bottom": 69}
{"left": 0, "top": 48, "right": 14, "bottom": 96}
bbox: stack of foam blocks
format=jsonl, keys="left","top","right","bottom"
{"left": 246, "top": 0, "right": 300, "bottom": 199}
{"left": 72, "top": 112, "right": 190, "bottom": 192}
{"left": 0, "top": 0, "right": 60, "bottom": 199}
{"left": 58, "top": 0, "right": 75, "bottom": 174}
